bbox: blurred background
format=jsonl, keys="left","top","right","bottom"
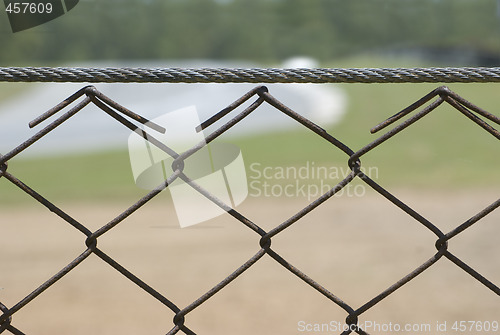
{"left": 0, "top": 1, "right": 499, "bottom": 334}
{"left": 1, "top": 0, "right": 500, "bottom": 66}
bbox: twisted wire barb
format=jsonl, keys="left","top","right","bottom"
{"left": 1, "top": 67, "right": 500, "bottom": 83}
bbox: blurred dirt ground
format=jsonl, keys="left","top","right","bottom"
{"left": 1, "top": 189, "right": 499, "bottom": 335}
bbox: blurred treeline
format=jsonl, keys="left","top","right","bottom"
{"left": 1, "top": 0, "right": 500, "bottom": 65}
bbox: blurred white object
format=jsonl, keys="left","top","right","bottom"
{"left": 282, "top": 56, "right": 320, "bottom": 69}
{"left": 281, "top": 57, "right": 347, "bottom": 125}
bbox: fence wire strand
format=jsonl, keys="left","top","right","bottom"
{"left": 0, "top": 69, "right": 499, "bottom": 334}
{"left": 1, "top": 66, "right": 500, "bottom": 83}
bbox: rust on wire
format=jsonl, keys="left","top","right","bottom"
{"left": 0, "top": 83, "right": 498, "bottom": 335}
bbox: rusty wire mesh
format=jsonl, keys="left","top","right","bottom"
{"left": 0, "top": 79, "right": 499, "bottom": 334}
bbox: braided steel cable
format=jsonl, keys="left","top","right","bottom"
{"left": 1, "top": 66, "right": 500, "bottom": 83}
{"left": 0, "top": 82, "right": 499, "bottom": 334}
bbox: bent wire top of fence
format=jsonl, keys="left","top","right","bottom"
{"left": 1, "top": 66, "right": 500, "bottom": 83}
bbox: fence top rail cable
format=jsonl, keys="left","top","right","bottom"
{"left": 1, "top": 66, "right": 500, "bottom": 83}
{"left": 0, "top": 81, "right": 499, "bottom": 334}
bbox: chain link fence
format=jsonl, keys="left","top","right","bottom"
{"left": 0, "top": 67, "right": 499, "bottom": 334}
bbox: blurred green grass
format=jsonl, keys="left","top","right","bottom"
{"left": 1, "top": 150, "right": 145, "bottom": 205}
{"left": 0, "top": 62, "right": 499, "bottom": 205}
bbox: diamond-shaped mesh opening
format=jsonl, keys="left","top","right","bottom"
{"left": 271, "top": 186, "right": 435, "bottom": 304}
